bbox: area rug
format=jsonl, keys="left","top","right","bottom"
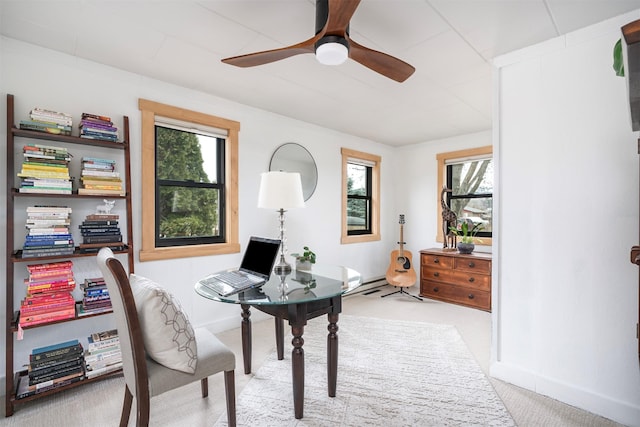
{"left": 214, "top": 315, "right": 515, "bottom": 426}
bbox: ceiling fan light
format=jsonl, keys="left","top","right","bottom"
{"left": 316, "top": 42, "right": 348, "bottom": 66}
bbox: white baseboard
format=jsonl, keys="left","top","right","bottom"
{"left": 491, "top": 361, "right": 640, "bottom": 427}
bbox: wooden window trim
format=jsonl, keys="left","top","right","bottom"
{"left": 436, "top": 145, "right": 492, "bottom": 246}
{"left": 138, "top": 99, "right": 240, "bottom": 261}
{"left": 341, "top": 147, "right": 381, "bottom": 244}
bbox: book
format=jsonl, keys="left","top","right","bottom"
{"left": 81, "top": 112, "right": 112, "bottom": 122}
{"left": 31, "top": 339, "right": 80, "bottom": 356}
{"left": 76, "top": 305, "right": 113, "bottom": 317}
{"left": 84, "top": 287, "right": 109, "bottom": 297}
{"left": 78, "top": 188, "right": 125, "bottom": 196}
{"left": 28, "top": 358, "right": 84, "bottom": 378}
{"left": 83, "top": 235, "right": 122, "bottom": 244}
{"left": 80, "top": 133, "right": 118, "bottom": 142}
{"left": 22, "top": 250, "right": 75, "bottom": 258}
{"left": 27, "top": 260, "right": 73, "bottom": 271}
{"left": 85, "top": 362, "right": 123, "bottom": 379}
{"left": 26, "top": 206, "right": 71, "bottom": 213}
{"left": 20, "top": 308, "right": 76, "bottom": 325}
{"left": 19, "top": 122, "right": 72, "bottom": 136}
{"left": 20, "top": 119, "right": 72, "bottom": 131}
{"left": 85, "top": 214, "right": 119, "bottom": 221}
{"left": 15, "top": 371, "right": 84, "bottom": 399}
{"left": 29, "top": 364, "right": 84, "bottom": 386}
{"left": 87, "top": 337, "right": 119, "bottom": 351}
{"left": 29, "top": 353, "right": 83, "bottom": 371}
{"left": 90, "top": 329, "right": 118, "bottom": 342}
{"left": 19, "top": 188, "right": 71, "bottom": 194}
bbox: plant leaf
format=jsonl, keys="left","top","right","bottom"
{"left": 614, "top": 38, "right": 625, "bottom": 77}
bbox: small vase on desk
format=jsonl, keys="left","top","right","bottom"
{"left": 457, "top": 242, "right": 475, "bottom": 254}
{"left": 296, "top": 260, "right": 312, "bottom": 271}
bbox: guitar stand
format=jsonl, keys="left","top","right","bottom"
{"left": 381, "top": 285, "right": 423, "bottom": 301}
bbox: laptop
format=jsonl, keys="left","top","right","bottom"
{"left": 200, "top": 236, "right": 281, "bottom": 297}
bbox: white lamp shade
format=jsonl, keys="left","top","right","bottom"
{"left": 316, "top": 42, "right": 348, "bottom": 65}
{"left": 258, "top": 171, "right": 305, "bottom": 209}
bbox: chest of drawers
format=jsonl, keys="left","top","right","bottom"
{"left": 419, "top": 248, "right": 492, "bottom": 312}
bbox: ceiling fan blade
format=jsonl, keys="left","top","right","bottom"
{"left": 222, "top": 34, "right": 320, "bottom": 68}
{"left": 347, "top": 38, "right": 415, "bottom": 82}
{"left": 325, "top": 0, "right": 361, "bottom": 35}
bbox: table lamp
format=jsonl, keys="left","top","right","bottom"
{"left": 258, "top": 171, "right": 305, "bottom": 274}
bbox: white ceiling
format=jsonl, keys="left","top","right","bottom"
{"left": 2, "top": 0, "right": 640, "bottom": 146}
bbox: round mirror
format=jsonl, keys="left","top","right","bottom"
{"left": 269, "top": 143, "right": 318, "bottom": 201}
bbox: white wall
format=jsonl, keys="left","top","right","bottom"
{"left": 0, "top": 37, "right": 400, "bottom": 382}
{"left": 493, "top": 10, "right": 640, "bottom": 426}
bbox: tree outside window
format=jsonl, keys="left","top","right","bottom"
{"left": 446, "top": 158, "right": 493, "bottom": 237}
{"left": 155, "top": 126, "right": 224, "bottom": 246}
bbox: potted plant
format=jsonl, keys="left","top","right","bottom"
{"left": 291, "top": 246, "right": 316, "bottom": 271}
{"left": 449, "top": 220, "right": 483, "bottom": 254}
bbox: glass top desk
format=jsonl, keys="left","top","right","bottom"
{"left": 195, "top": 265, "right": 362, "bottom": 419}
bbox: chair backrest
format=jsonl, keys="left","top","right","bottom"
{"left": 96, "top": 247, "right": 149, "bottom": 402}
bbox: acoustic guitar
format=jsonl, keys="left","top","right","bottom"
{"left": 385, "top": 214, "right": 417, "bottom": 287}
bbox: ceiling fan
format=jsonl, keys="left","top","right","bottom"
{"left": 221, "top": 0, "right": 415, "bottom": 83}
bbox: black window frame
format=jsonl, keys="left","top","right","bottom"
{"left": 346, "top": 162, "right": 373, "bottom": 236}
{"left": 154, "top": 124, "right": 226, "bottom": 247}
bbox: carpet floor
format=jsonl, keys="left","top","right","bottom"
{"left": 214, "top": 314, "right": 515, "bottom": 426}
{"left": 1, "top": 315, "right": 514, "bottom": 426}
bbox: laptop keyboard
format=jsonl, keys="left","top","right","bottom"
{"left": 217, "top": 271, "right": 262, "bottom": 286}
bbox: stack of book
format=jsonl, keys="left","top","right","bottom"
{"left": 19, "top": 107, "right": 73, "bottom": 136}
{"left": 18, "top": 144, "right": 72, "bottom": 194}
{"left": 16, "top": 339, "right": 85, "bottom": 399}
{"left": 78, "top": 157, "right": 124, "bottom": 196}
{"left": 22, "top": 206, "right": 75, "bottom": 258}
{"left": 84, "top": 329, "right": 123, "bottom": 379}
{"left": 78, "top": 213, "right": 123, "bottom": 253}
{"left": 19, "top": 261, "right": 77, "bottom": 328}
{"left": 79, "top": 113, "right": 118, "bottom": 142}
{"left": 77, "top": 277, "right": 112, "bottom": 317}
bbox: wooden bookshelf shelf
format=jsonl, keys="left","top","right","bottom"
{"left": 11, "top": 369, "right": 123, "bottom": 404}
{"left": 4, "top": 94, "right": 134, "bottom": 416}
{"left": 11, "top": 127, "right": 127, "bottom": 148}
{"left": 12, "top": 188, "right": 128, "bottom": 199}
{"left": 10, "top": 246, "right": 131, "bottom": 263}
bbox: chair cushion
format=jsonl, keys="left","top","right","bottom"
{"left": 129, "top": 274, "right": 197, "bottom": 374}
{"left": 147, "top": 328, "right": 236, "bottom": 397}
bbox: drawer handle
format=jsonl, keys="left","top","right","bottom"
{"left": 433, "top": 287, "right": 439, "bottom": 292}
{"left": 433, "top": 257, "right": 439, "bottom": 264}
{"left": 468, "top": 294, "right": 475, "bottom": 300}
{"left": 468, "top": 262, "right": 475, "bottom": 268}
{"left": 468, "top": 277, "right": 475, "bottom": 283}
{"left": 433, "top": 272, "right": 439, "bottom": 277}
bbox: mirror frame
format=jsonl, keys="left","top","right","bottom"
{"left": 269, "top": 143, "right": 318, "bottom": 201}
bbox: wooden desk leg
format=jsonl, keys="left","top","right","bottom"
{"left": 291, "top": 323, "right": 305, "bottom": 419}
{"left": 275, "top": 317, "right": 284, "bottom": 360}
{"left": 241, "top": 304, "right": 252, "bottom": 374}
{"left": 327, "top": 312, "right": 339, "bottom": 397}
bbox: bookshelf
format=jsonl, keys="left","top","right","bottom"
{"left": 4, "top": 94, "right": 134, "bottom": 416}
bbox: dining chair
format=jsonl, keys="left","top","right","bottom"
{"left": 97, "top": 247, "right": 236, "bottom": 426}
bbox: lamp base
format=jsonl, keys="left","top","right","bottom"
{"left": 273, "top": 261, "right": 292, "bottom": 275}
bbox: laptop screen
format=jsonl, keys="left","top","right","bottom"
{"left": 239, "top": 236, "right": 281, "bottom": 278}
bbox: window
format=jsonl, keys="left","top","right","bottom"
{"left": 341, "top": 148, "right": 380, "bottom": 244}
{"left": 436, "top": 146, "right": 493, "bottom": 245}
{"left": 155, "top": 125, "right": 224, "bottom": 247}
{"left": 139, "top": 99, "right": 240, "bottom": 261}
